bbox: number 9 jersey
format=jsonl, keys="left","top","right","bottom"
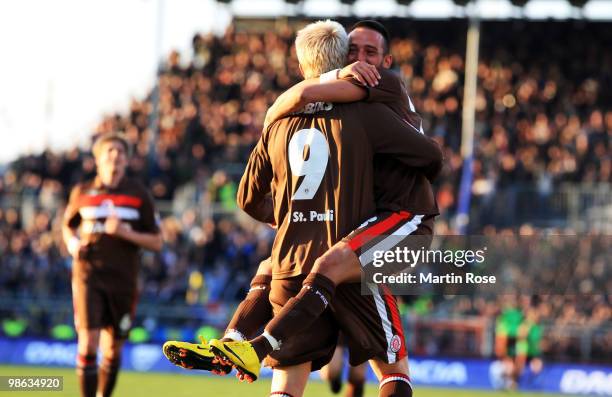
{"left": 237, "top": 100, "right": 443, "bottom": 280}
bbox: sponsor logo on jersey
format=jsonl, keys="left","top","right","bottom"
{"left": 78, "top": 194, "right": 142, "bottom": 221}
{"left": 81, "top": 221, "right": 106, "bottom": 234}
{"left": 79, "top": 206, "right": 140, "bottom": 221}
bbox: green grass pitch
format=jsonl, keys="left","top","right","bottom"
{"left": 0, "top": 365, "right": 567, "bottom": 396}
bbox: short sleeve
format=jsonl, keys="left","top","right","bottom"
{"left": 63, "top": 184, "right": 82, "bottom": 229}
{"left": 138, "top": 188, "right": 160, "bottom": 233}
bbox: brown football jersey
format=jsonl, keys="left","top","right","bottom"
{"left": 63, "top": 176, "right": 159, "bottom": 290}
{"left": 345, "top": 68, "right": 440, "bottom": 215}
{"left": 237, "top": 101, "right": 443, "bottom": 279}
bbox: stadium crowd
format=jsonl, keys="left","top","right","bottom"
{"left": 0, "top": 19, "right": 610, "bottom": 362}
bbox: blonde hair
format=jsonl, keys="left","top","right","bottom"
{"left": 92, "top": 132, "right": 130, "bottom": 158}
{"left": 295, "top": 20, "right": 348, "bottom": 79}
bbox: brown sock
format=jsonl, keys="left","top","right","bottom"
{"left": 97, "top": 356, "right": 121, "bottom": 397}
{"left": 379, "top": 374, "right": 413, "bottom": 397}
{"left": 76, "top": 354, "right": 98, "bottom": 397}
{"left": 250, "top": 334, "right": 273, "bottom": 360}
{"left": 346, "top": 376, "right": 365, "bottom": 397}
{"left": 330, "top": 374, "right": 342, "bottom": 393}
{"left": 252, "top": 273, "right": 336, "bottom": 360}
{"left": 224, "top": 275, "right": 272, "bottom": 341}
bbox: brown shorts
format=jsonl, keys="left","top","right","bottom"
{"left": 266, "top": 212, "right": 434, "bottom": 369}
{"left": 264, "top": 280, "right": 408, "bottom": 368}
{"left": 345, "top": 211, "right": 434, "bottom": 275}
{"left": 333, "top": 211, "right": 434, "bottom": 366}
{"left": 71, "top": 279, "right": 137, "bottom": 339}
{"left": 264, "top": 276, "right": 338, "bottom": 371}
{"left": 331, "top": 283, "right": 407, "bottom": 366}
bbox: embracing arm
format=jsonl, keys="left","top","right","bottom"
{"left": 364, "top": 103, "right": 444, "bottom": 181}
{"left": 264, "top": 62, "right": 381, "bottom": 128}
{"left": 264, "top": 79, "right": 366, "bottom": 128}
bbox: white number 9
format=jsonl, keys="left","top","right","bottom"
{"left": 288, "top": 128, "right": 329, "bottom": 200}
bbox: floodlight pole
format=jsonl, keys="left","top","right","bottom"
{"left": 456, "top": 15, "right": 480, "bottom": 234}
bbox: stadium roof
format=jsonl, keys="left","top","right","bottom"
{"left": 221, "top": 0, "right": 612, "bottom": 20}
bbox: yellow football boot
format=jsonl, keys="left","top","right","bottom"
{"left": 163, "top": 336, "right": 232, "bottom": 375}
{"left": 209, "top": 339, "right": 261, "bottom": 382}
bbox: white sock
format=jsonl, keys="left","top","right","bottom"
{"left": 262, "top": 331, "right": 281, "bottom": 351}
{"left": 223, "top": 329, "right": 245, "bottom": 342}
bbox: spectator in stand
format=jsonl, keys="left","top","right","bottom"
{"left": 0, "top": 20, "right": 609, "bottom": 364}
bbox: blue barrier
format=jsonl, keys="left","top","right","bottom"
{"left": 0, "top": 338, "right": 610, "bottom": 395}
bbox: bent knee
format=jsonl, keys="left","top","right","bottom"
{"left": 312, "top": 255, "right": 336, "bottom": 275}
{"left": 313, "top": 244, "right": 357, "bottom": 273}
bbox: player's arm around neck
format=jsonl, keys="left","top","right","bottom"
{"left": 365, "top": 103, "right": 444, "bottom": 180}
{"left": 264, "top": 75, "right": 367, "bottom": 128}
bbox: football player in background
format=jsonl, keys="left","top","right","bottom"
{"left": 63, "top": 133, "right": 163, "bottom": 397}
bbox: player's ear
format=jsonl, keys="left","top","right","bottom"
{"left": 382, "top": 54, "right": 393, "bottom": 69}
